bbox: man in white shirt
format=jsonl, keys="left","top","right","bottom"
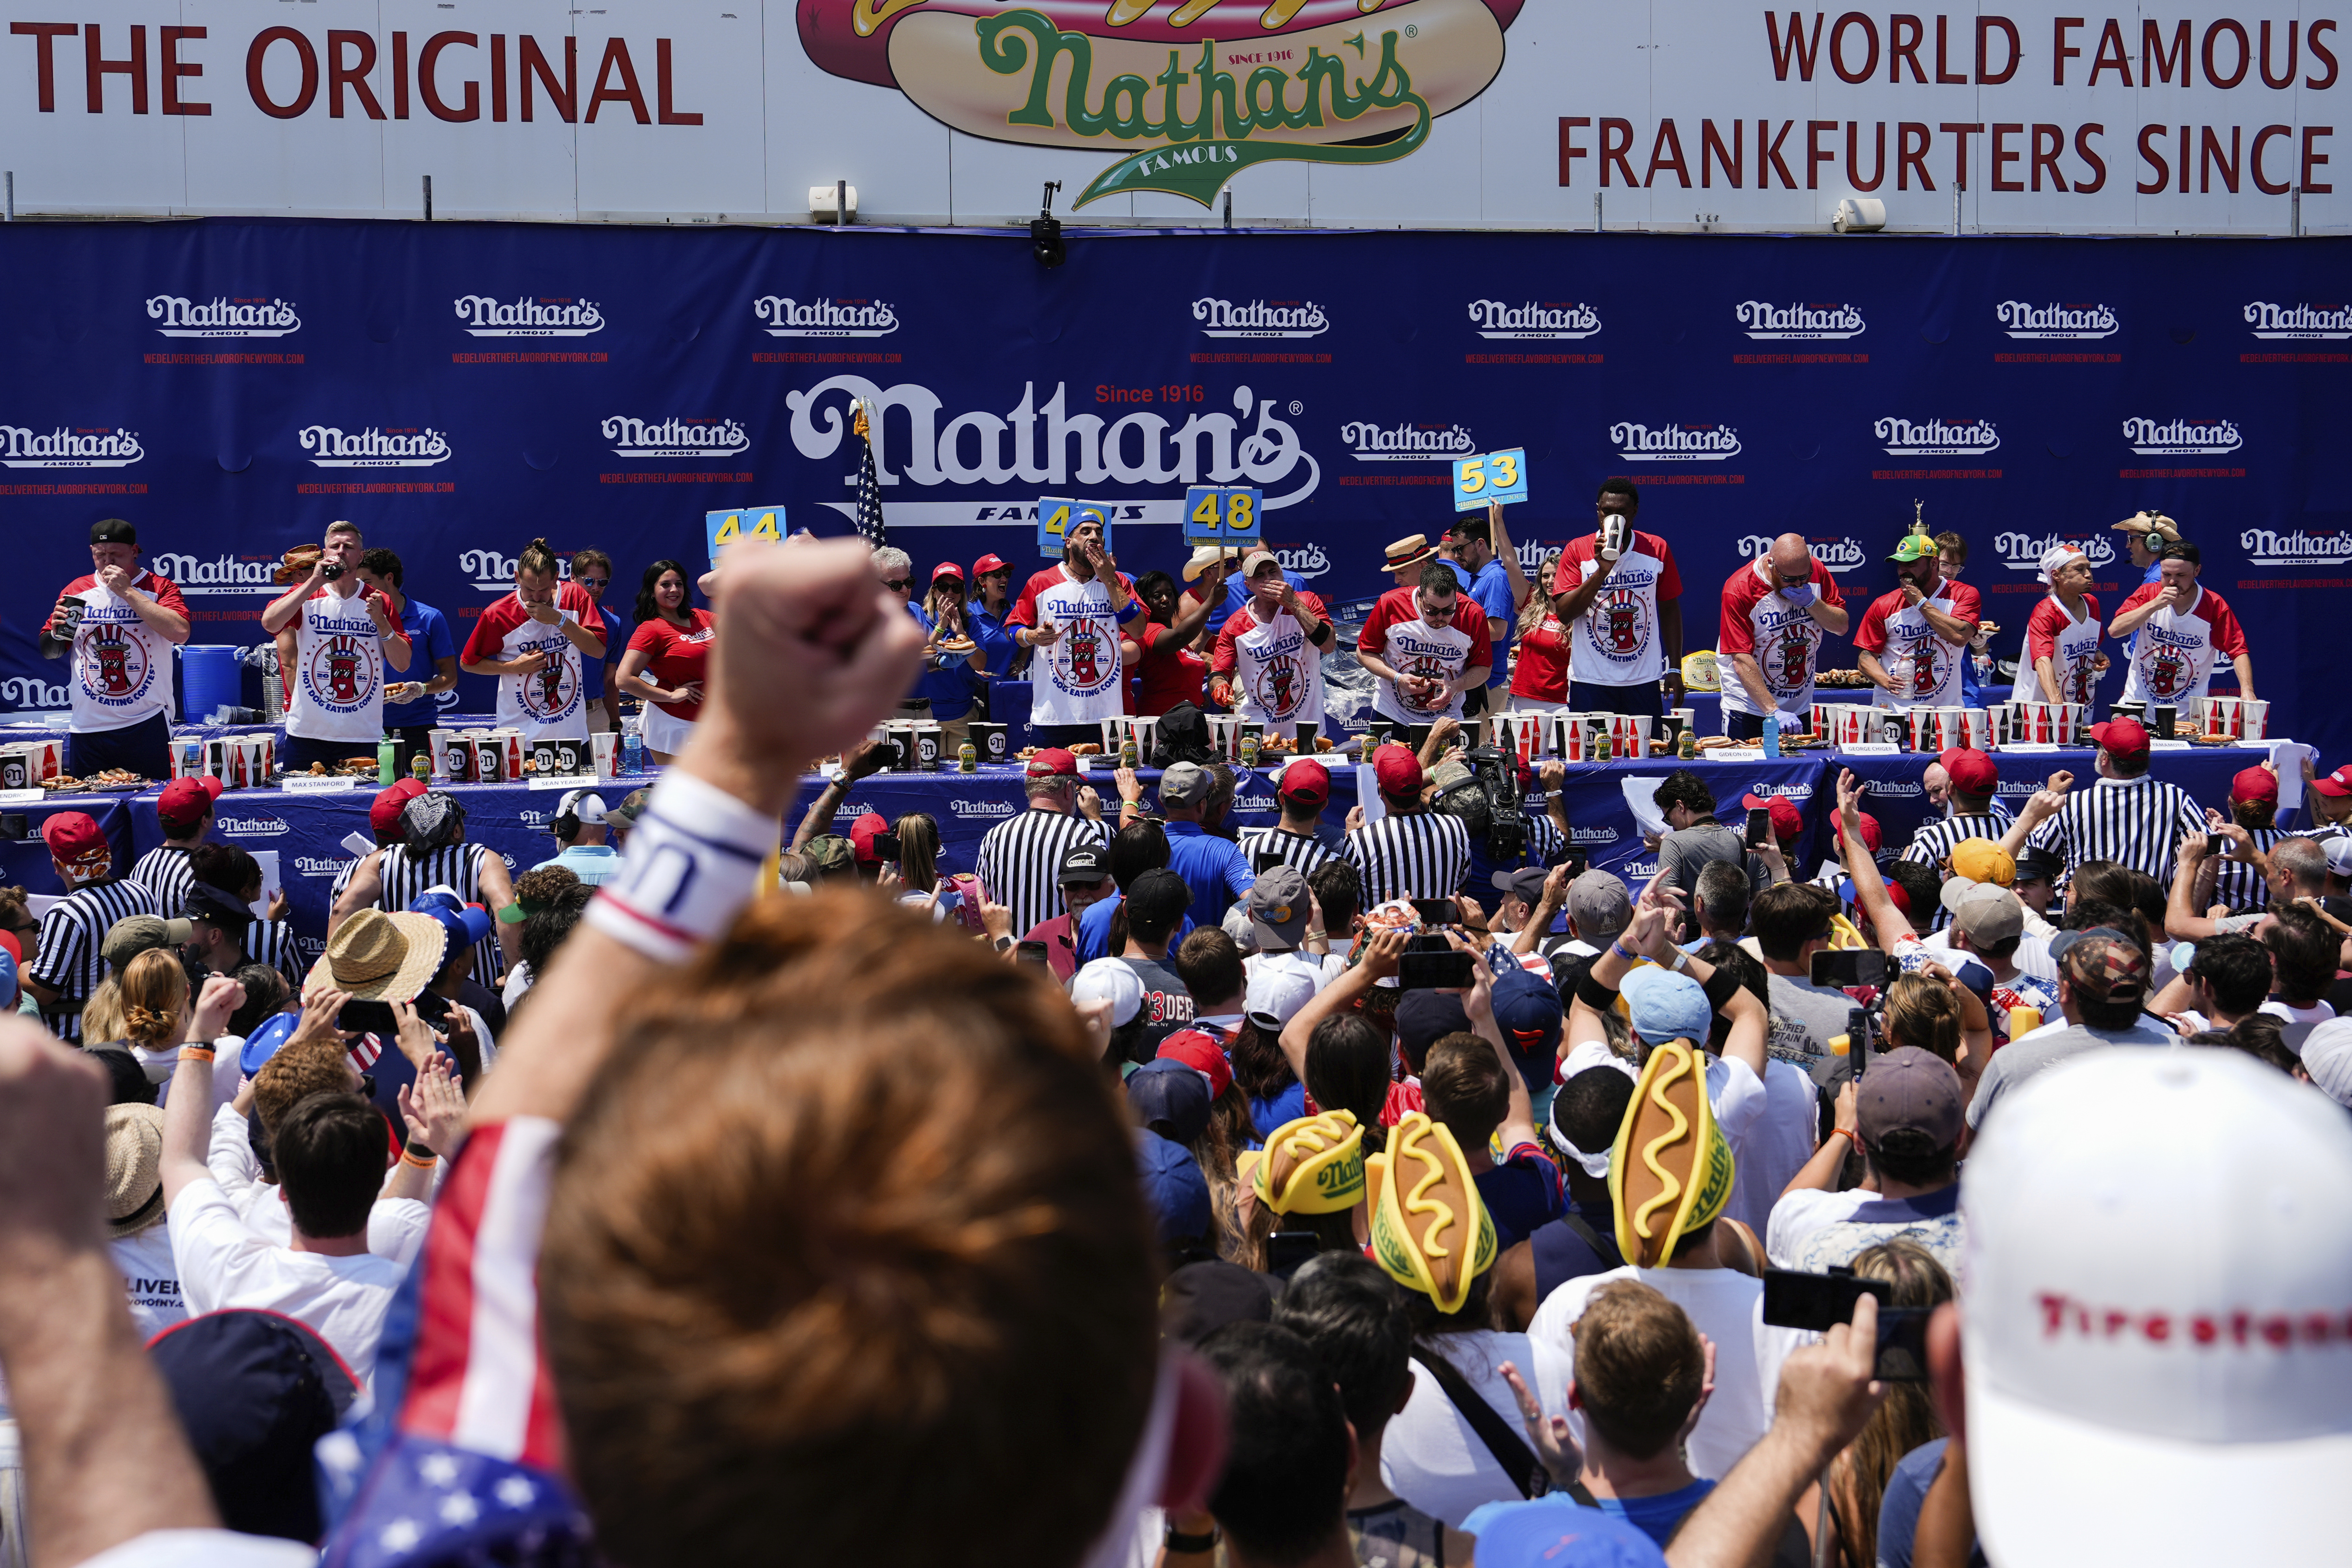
{"left": 1765, "top": 1048, "right": 1964, "bottom": 1277}
{"left": 1355, "top": 564, "right": 1494, "bottom": 726}
{"left": 259, "top": 520, "right": 415, "bottom": 772}
{"left": 460, "top": 538, "right": 609, "bottom": 744}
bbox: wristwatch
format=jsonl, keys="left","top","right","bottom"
{"left": 993, "top": 935, "right": 1015, "bottom": 952}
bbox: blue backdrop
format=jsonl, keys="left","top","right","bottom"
{"left": 1, "top": 219, "right": 2344, "bottom": 761}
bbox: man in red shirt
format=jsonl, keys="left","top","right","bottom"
{"left": 460, "top": 539, "right": 607, "bottom": 744}
{"left": 1853, "top": 532, "right": 1981, "bottom": 710}
{"left": 1548, "top": 479, "right": 1685, "bottom": 717}
{"left": 1212, "top": 551, "right": 1334, "bottom": 737}
{"left": 1717, "top": 534, "right": 1849, "bottom": 741}
{"left": 40, "top": 518, "right": 191, "bottom": 780}
{"left": 2109, "top": 542, "right": 2254, "bottom": 709}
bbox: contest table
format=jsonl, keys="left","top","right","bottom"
{"left": 0, "top": 744, "right": 2277, "bottom": 977}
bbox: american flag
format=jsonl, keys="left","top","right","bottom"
{"left": 851, "top": 400, "right": 888, "bottom": 547}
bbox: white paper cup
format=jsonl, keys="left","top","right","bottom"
{"left": 1206, "top": 714, "right": 1240, "bottom": 759}
{"left": 2239, "top": 699, "right": 2268, "bottom": 741}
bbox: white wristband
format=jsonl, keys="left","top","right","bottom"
{"left": 585, "top": 771, "right": 780, "bottom": 964}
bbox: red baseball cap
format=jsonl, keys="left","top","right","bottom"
{"left": 2231, "top": 766, "right": 2280, "bottom": 806}
{"left": 1740, "top": 791, "right": 1803, "bottom": 843}
{"left": 369, "top": 777, "right": 429, "bottom": 833}
{"left": 40, "top": 811, "right": 108, "bottom": 868}
{"left": 1936, "top": 747, "right": 1999, "bottom": 796}
{"left": 157, "top": 774, "right": 224, "bottom": 830}
{"left": 930, "top": 560, "right": 965, "bottom": 585}
{"left": 1854, "top": 812, "right": 1883, "bottom": 854}
{"left": 972, "top": 554, "right": 1009, "bottom": 578}
{"left": 2311, "top": 764, "right": 2352, "bottom": 800}
{"left": 1157, "top": 1031, "right": 1235, "bottom": 1101}
{"left": 1025, "top": 748, "right": 1079, "bottom": 780}
{"left": 1373, "top": 744, "right": 1424, "bottom": 798}
{"left": 848, "top": 811, "right": 890, "bottom": 866}
{"left": 2088, "top": 716, "right": 2151, "bottom": 757}
{"left": 1277, "top": 758, "right": 1331, "bottom": 806}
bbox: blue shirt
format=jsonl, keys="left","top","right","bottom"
{"left": 1075, "top": 890, "right": 1197, "bottom": 965}
{"left": 1462, "top": 1486, "right": 1714, "bottom": 1554}
{"left": 1161, "top": 820, "right": 1255, "bottom": 931}
{"left": 1474, "top": 1144, "right": 1566, "bottom": 1252}
{"left": 592, "top": 600, "right": 631, "bottom": 687}
{"left": 1249, "top": 1081, "right": 1308, "bottom": 1143}
{"left": 908, "top": 603, "right": 983, "bottom": 720}
{"left": 535, "top": 843, "right": 622, "bottom": 886}
{"left": 1875, "top": 1439, "right": 1985, "bottom": 1568}
{"left": 382, "top": 597, "right": 458, "bottom": 729}
{"left": 968, "top": 601, "right": 1022, "bottom": 680}
{"left": 1466, "top": 557, "right": 1517, "bottom": 682}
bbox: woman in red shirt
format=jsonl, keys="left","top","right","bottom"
{"left": 1508, "top": 548, "right": 1574, "bottom": 713}
{"left": 1122, "top": 562, "right": 1226, "bottom": 716}
{"left": 616, "top": 559, "right": 714, "bottom": 762}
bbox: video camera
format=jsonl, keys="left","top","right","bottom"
{"left": 1434, "top": 743, "right": 1527, "bottom": 864}
{"left": 1809, "top": 948, "right": 1888, "bottom": 1082}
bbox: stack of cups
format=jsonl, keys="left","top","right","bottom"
{"left": 592, "top": 732, "right": 618, "bottom": 779}
{"left": 2238, "top": 699, "right": 2270, "bottom": 741}
{"left": 1612, "top": 713, "right": 1654, "bottom": 758}
{"left": 1963, "top": 709, "right": 1992, "bottom": 751}
{"left": 1098, "top": 716, "right": 1131, "bottom": 756}
{"left": 2058, "top": 703, "right": 2088, "bottom": 745}
{"left": 1206, "top": 714, "right": 1241, "bottom": 759}
{"left": 1495, "top": 712, "right": 1544, "bottom": 764}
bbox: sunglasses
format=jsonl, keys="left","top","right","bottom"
{"left": 578, "top": 577, "right": 609, "bottom": 589}
{"left": 1421, "top": 601, "right": 1459, "bottom": 618}
{"left": 882, "top": 578, "right": 912, "bottom": 591}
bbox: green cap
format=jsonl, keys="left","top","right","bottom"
{"left": 1888, "top": 533, "right": 1938, "bottom": 564}
{"left": 805, "top": 834, "right": 856, "bottom": 875}
{"left": 609, "top": 787, "right": 652, "bottom": 826}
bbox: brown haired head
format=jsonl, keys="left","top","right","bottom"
{"left": 539, "top": 888, "right": 1159, "bottom": 1568}
{"left": 253, "top": 1035, "right": 359, "bottom": 1142}
{"left": 120, "top": 946, "right": 190, "bottom": 1049}
{"left": 517, "top": 538, "right": 562, "bottom": 580}
{"left": 1571, "top": 1279, "right": 1706, "bottom": 1460}
{"left": 1883, "top": 974, "right": 1961, "bottom": 1063}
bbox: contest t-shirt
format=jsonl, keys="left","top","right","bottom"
{"left": 1853, "top": 578, "right": 1982, "bottom": 709}
{"left": 1717, "top": 557, "right": 1846, "bottom": 719}
{"left": 2115, "top": 582, "right": 2248, "bottom": 706}
{"left": 1009, "top": 564, "right": 1140, "bottom": 727}
{"left": 625, "top": 610, "right": 716, "bottom": 722}
{"left": 461, "top": 581, "right": 606, "bottom": 742}
{"left": 45, "top": 570, "right": 189, "bottom": 734}
{"left": 1356, "top": 585, "right": 1494, "bottom": 723}
{"left": 2013, "top": 592, "right": 2105, "bottom": 705}
{"left": 1551, "top": 530, "right": 1684, "bottom": 686}
{"left": 1133, "top": 619, "right": 1209, "bottom": 716}
{"left": 1213, "top": 594, "right": 1329, "bottom": 734}
{"left": 381, "top": 597, "right": 458, "bottom": 730}
{"left": 287, "top": 584, "right": 400, "bottom": 744}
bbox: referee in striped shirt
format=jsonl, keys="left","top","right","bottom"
{"left": 332, "top": 787, "right": 515, "bottom": 980}
{"left": 2204, "top": 766, "right": 2290, "bottom": 911}
{"left": 2005, "top": 716, "right": 2204, "bottom": 885}
{"left": 976, "top": 747, "right": 1109, "bottom": 940}
{"left": 1238, "top": 757, "right": 1346, "bottom": 881}
{"left": 129, "top": 774, "right": 223, "bottom": 920}
{"left": 22, "top": 811, "right": 160, "bottom": 1043}
{"left": 1902, "top": 748, "right": 2011, "bottom": 930}
{"left": 1345, "top": 744, "right": 1471, "bottom": 906}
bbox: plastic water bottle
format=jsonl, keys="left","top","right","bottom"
{"left": 1761, "top": 717, "right": 1782, "bottom": 759}
{"left": 377, "top": 736, "right": 396, "bottom": 785}
{"left": 622, "top": 725, "right": 645, "bottom": 774}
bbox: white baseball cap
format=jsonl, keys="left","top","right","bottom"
{"left": 2325, "top": 837, "right": 2352, "bottom": 880}
{"left": 1244, "top": 962, "right": 1318, "bottom": 1028}
{"left": 556, "top": 788, "right": 608, "bottom": 826}
{"left": 2299, "top": 1016, "right": 2352, "bottom": 1108}
{"left": 1071, "top": 958, "right": 1144, "bottom": 1029}
{"left": 1961, "top": 1048, "right": 2352, "bottom": 1566}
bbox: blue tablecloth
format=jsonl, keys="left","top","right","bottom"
{"left": 0, "top": 744, "right": 2273, "bottom": 978}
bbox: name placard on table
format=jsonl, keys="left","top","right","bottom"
{"left": 528, "top": 774, "right": 607, "bottom": 790}
{"left": 0, "top": 787, "right": 44, "bottom": 806}
{"left": 280, "top": 775, "right": 359, "bottom": 794}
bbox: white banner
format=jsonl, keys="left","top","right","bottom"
{"left": 0, "top": 2, "right": 2339, "bottom": 233}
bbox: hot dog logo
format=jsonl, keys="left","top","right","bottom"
{"left": 1590, "top": 589, "right": 1648, "bottom": 659}
{"left": 82, "top": 623, "right": 151, "bottom": 702}
{"left": 2145, "top": 646, "right": 2188, "bottom": 700}
{"left": 306, "top": 636, "right": 376, "bottom": 713}
{"left": 796, "top": 0, "right": 1518, "bottom": 208}
{"left": 1253, "top": 650, "right": 1302, "bottom": 718}
{"left": 521, "top": 650, "right": 581, "bottom": 718}
{"left": 1775, "top": 625, "right": 1813, "bottom": 691}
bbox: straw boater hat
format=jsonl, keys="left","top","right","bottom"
{"left": 105, "top": 1103, "right": 168, "bottom": 1239}
{"left": 303, "top": 907, "right": 449, "bottom": 1002}
{"left": 1382, "top": 535, "right": 1439, "bottom": 573}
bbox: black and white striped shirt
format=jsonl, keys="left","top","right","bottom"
{"left": 28, "top": 878, "right": 159, "bottom": 1043}
{"left": 2208, "top": 826, "right": 2286, "bottom": 912}
{"left": 1237, "top": 824, "right": 1345, "bottom": 882}
{"left": 248, "top": 918, "right": 310, "bottom": 994}
{"left": 128, "top": 846, "right": 197, "bottom": 921}
{"left": 1900, "top": 812, "right": 2011, "bottom": 931}
{"left": 976, "top": 808, "right": 1109, "bottom": 939}
{"left": 373, "top": 842, "right": 503, "bottom": 981}
{"left": 2026, "top": 775, "right": 2206, "bottom": 884}
{"left": 1346, "top": 811, "right": 1473, "bottom": 905}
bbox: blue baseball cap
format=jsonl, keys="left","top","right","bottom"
{"left": 1620, "top": 964, "right": 1713, "bottom": 1045}
{"left": 1466, "top": 1500, "right": 1667, "bottom": 1568}
{"left": 408, "top": 890, "right": 493, "bottom": 959}
{"left": 239, "top": 1011, "right": 302, "bottom": 1078}
{"left": 1135, "top": 1129, "right": 1212, "bottom": 1245}
{"left": 1492, "top": 965, "right": 1564, "bottom": 1070}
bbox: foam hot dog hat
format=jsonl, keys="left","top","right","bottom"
{"left": 1610, "top": 1039, "right": 1736, "bottom": 1269}
{"left": 1366, "top": 1111, "right": 1496, "bottom": 1315}
{"left": 798, "top": 0, "right": 1523, "bottom": 204}
{"left": 1239, "top": 1109, "right": 1366, "bottom": 1215}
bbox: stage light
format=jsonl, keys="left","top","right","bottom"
{"left": 1032, "top": 181, "right": 1065, "bottom": 269}
{"left": 811, "top": 183, "right": 858, "bottom": 225}
{"left": 1833, "top": 197, "right": 1886, "bottom": 233}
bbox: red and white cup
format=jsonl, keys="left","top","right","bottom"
{"left": 2237, "top": 699, "right": 2269, "bottom": 741}
{"left": 2059, "top": 704, "right": 2088, "bottom": 745}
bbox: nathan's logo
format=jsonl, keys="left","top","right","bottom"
{"left": 1195, "top": 298, "right": 1329, "bottom": 339}
{"left": 1234, "top": 793, "right": 1278, "bottom": 812}
{"left": 948, "top": 799, "right": 1015, "bottom": 819}
{"left": 794, "top": 3, "right": 1516, "bottom": 209}
{"left": 1340, "top": 420, "right": 1472, "bottom": 461}
{"left": 601, "top": 416, "right": 752, "bottom": 459}
{"left": 0, "top": 426, "right": 143, "bottom": 468}
{"left": 1468, "top": 300, "right": 1600, "bottom": 340}
{"left": 2241, "top": 528, "right": 2352, "bottom": 567}
{"left": 785, "top": 377, "right": 1320, "bottom": 510}
{"left": 1874, "top": 417, "right": 1998, "bottom": 457}
{"left": 2122, "top": 417, "right": 2241, "bottom": 457}
{"left": 755, "top": 296, "right": 899, "bottom": 338}
{"left": 0, "top": 676, "right": 68, "bottom": 709}
{"left": 1995, "top": 531, "right": 2116, "bottom": 571}
{"left": 146, "top": 295, "right": 301, "bottom": 338}
{"left": 1274, "top": 544, "right": 1331, "bottom": 579}
{"left": 149, "top": 553, "right": 280, "bottom": 597}
{"left": 1610, "top": 421, "right": 1741, "bottom": 463}
{"left": 300, "top": 425, "right": 452, "bottom": 468}
{"left": 1997, "top": 301, "right": 2118, "bottom": 339}
{"left": 293, "top": 856, "right": 352, "bottom": 878}
{"left": 454, "top": 295, "right": 604, "bottom": 337}
{"left": 1746, "top": 781, "right": 1812, "bottom": 800}
{"left": 1736, "top": 301, "right": 1864, "bottom": 340}
{"left": 216, "top": 816, "right": 292, "bottom": 837}
{"left": 2244, "top": 302, "right": 2352, "bottom": 340}
{"left": 1570, "top": 825, "right": 1620, "bottom": 844}
{"left": 1874, "top": 781, "right": 1924, "bottom": 797}
{"left": 1736, "top": 534, "right": 1865, "bottom": 570}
